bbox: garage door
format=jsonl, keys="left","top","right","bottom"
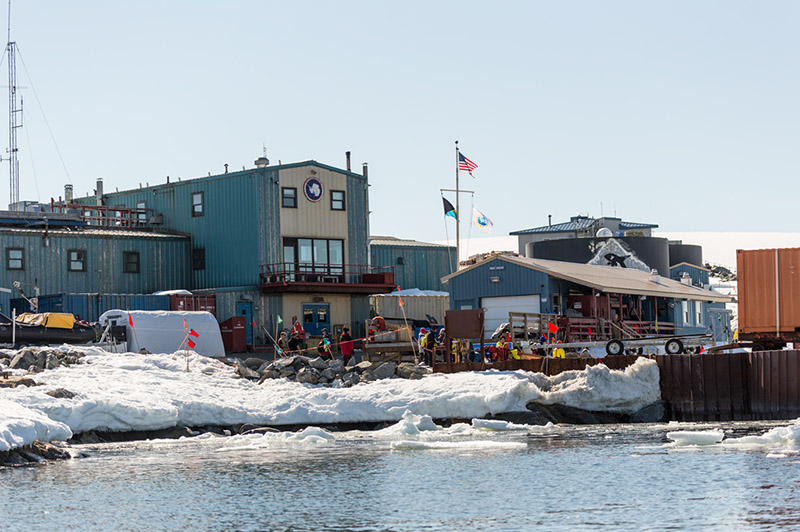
{"left": 481, "top": 295, "right": 541, "bottom": 337}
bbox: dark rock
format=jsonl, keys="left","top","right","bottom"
{"left": 45, "top": 353, "right": 61, "bottom": 370}
{"left": 292, "top": 356, "right": 310, "bottom": 370}
{"left": 327, "top": 360, "right": 344, "bottom": 373}
{"left": 629, "top": 400, "right": 668, "bottom": 423}
{"left": 523, "top": 401, "right": 624, "bottom": 424}
{"left": 8, "top": 349, "right": 37, "bottom": 370}
{"left": 353, "top": 361, "right": 373, "bottom": 374}
{"left": 27, "top": 365, "right": 42, "bottom": 374}
{"left": 295, "top": 367, "right": 318, "bottom": 384}
{"left": 396, "top": 363, "right": 428, "bottom": 380}
{"left": 360, "top": 370, "right": 376, "bottom": 383}
{"left": 278, "top": 367, "right": 296, "bottom": 378}
{"left": 238, "top": 424, "right": 280, "bottom": 435}
{"left": 308, "top": 357, "right": 328, "bottom": 370}
{"left": 342, "top": 372, "right": 360, "bottom": 387}
{"left": 275, "top": 356, "right": 297, "bottom": 370}
{"left": 372, "top": 362, "right": 396, "bottom": 380}
{"left": 0, "top": 375, "right": 37, "bottom": 388}
{"left": 320, "top": 368, "right": 335, "bottom": 381}
{"left": 235, "top": 359, "right": 260, "bottom": 380}
{"left": 45, "top": 388, "right": 77, "bottom": 399}
{"left": 257, "top": 361, "right": 274, "bottom": 374}
{"left": 257, "top": 369, "right": 280, "bottom": 384}
{"left": 244, "top": 357, "right": 264, "bottom": 370}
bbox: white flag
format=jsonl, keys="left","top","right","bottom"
{"left": 472, "top": 207, "right": 493, "bottom": 233}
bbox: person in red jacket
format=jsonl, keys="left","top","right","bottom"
{"left": 340, "top": 326, "right": 354, "bottom": 366}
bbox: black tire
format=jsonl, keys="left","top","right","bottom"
{"left": 665, "top": 339, "right": 684, "bottom": 355}
{"left": 606, "top": 339, "right": 624, "bottom": 356}
{"left": 751, "top": 344, "right": 765, "bottom": 352}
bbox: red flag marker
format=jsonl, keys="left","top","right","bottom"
{"left": 187, "top": 339, "right": 196, "bottom": 349}
{"left": 547, "top": 321, "right": 558, "bottom": 334}
{"left": 398, "top": 296, "right": 404, "bottom": 308}
{"left": 183, "top": 318, "right": 187, "bottom": 330}
{"left": 252, "top": 318, "right": 256, "bottom": 329}
{"left": 128, "top": 313, "right": 134, "bottom": 327}
{"left": 189, "top": 329, "right": 199, "bottom": 338}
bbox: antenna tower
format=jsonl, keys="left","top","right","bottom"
{"left": 6, "top": 1, "right": 20, "bottom": 211}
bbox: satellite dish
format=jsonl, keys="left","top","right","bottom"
{"left": 596, "top": 227, "right": 613, "bottom": 238}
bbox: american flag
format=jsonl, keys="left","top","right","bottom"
{"left": 458, "top": 152, "right": 477, "bottom": 176}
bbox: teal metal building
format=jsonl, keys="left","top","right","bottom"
{"left": 60, "top": 159, "right": 392, "bottom": 342}
{"left": 369, "top": 237, "right": 456, "bottom": 292}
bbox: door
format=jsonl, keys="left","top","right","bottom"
{"left": 302, "top": 303, "right": 330, "bottom": 336}
{"left": 237, "top": 302, "right": 253, "bottom": 345}
{"left": 481, "top": 295, "right": 541, "bottom": 336}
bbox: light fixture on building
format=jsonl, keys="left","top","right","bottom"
{"left": 490, "top": 276, "right": 501, "bottom": 283}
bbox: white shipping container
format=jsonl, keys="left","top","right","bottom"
{"left": 370, "top": 289, "right": 450, "bottom": 325}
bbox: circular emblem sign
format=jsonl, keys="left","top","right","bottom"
{"left": 303, "top": 177, "right": 324, "bottom": 202}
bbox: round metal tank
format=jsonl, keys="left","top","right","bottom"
{"left": 527, "top": 236, "right": 671, "bottom": 276}
{"left": 669, "top": 243, "right": 703, "bottom": 267}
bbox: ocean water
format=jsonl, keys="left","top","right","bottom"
{"left": 3, "top": 421, "right": 800, "bottom": 531}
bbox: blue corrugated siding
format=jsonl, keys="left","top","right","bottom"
{"left": 0, "top": 289, "right": 10, "bottom": 315}
{"left": 350, "top": 295, "right": 370, "bottom": 341}
{"left": 447, "top": 259, "right": 552, "bottom": 312}
{"left": 370, "top": 244, "right": 456, "bottom": 292}
{"left": 0, "top": 229, "right": 190, "bottom": 295}
{"left": 669, "top": 263, "right": 710, "bottom": 287}
{"left": 347, "top": 177, "right": 369, "bottom": 267}
{"left": 78, "top": 169, "right": 279, "bottom": 289}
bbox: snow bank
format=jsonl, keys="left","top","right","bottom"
{"left": 0, "top": 398, "right": 72, "bottom": 452}
{"left": 0, "top": 348, "right": 661, "bottom": 450}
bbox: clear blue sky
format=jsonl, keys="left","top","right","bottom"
{"left": 5, "top": 1, "right": 799, "bottom": 239}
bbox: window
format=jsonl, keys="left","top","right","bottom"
{"left": 682, "top": 301, "right": 689, "bottom": 324}
{"left": 696, "top": 303, "right": 703, "bottom": 326}
{"left": 68, "top": 250, "right": 86, "bottom": 272}
{"left": 6, "top": 248, "right": 23, "bottom": 270}
{"left": 136, "top": 201, "right": 147, "bottom": 223}
{"left": 283, "top": 238, "right": 345, "bottom": 278}
{"left": 331, "top": 190, "right": 345, "bottom": 211}
{"left": 193, "top": 248, "right": 205, "bottom": 270}
{"left": 282, "top": 187, "right": 297, "bottom": 208}
{"left": 191, "top": 192, "right": 204, "bottom": 217}
{"left": 123, "top": 251, "right": 140, "bottom": 274}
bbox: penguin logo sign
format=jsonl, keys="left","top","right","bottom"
{"left": 303, "top": 177, "right": 324, "bottom": 202}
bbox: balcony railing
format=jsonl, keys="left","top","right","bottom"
{"left": 259, "top": 262, "right": 395, "bottom": 292}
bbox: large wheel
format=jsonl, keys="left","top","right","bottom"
{"left": 606, "top": 339, "right": 624, "bottom": 356}
{"left": 665, "top": 339, "right": 684, "bottom": 355}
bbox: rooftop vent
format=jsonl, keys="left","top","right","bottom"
{"left": 649, "top": 269, "right": 660, "bottom": 284}
{"left": 255, "top": 144, "right": 270, "bottom": 168}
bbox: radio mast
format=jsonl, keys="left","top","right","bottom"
{"left": 6, "top": 0, "right": 20, "bottom": 211}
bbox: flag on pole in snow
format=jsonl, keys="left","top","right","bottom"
{"left": 458, "top": 152, "right": 477, "bottom": 176}
{"left": 398, "top": 296, "right": 404, "bottom": 308}
{"left": 547, "top": 321, "right": 558, "bottom": 334}
{"left": 277, "top": 315, "right": 283, "bottom": 324}
{"left": 128, "top": 313, "right": 134, "bottom": 327}
{"left": 188, "top": 339, "right": 196, "bottom": 349}
{"left": 442, "top": 197, "right": 457, "bottom": 220}
{"left": 472, "top": 207, "right": 494, "bottom": 233}
{"left": 189, "top": 329, "right": 199, "bottom": 338}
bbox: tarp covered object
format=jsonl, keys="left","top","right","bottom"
{"left": 99, "top": 309, "right": 225, "bottom": 357}
{"left": 16, "top": 312, "right": 76, "bottom": 329}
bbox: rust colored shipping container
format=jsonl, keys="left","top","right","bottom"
{"left": 169, "top": 294, "right": 217, "bottom": 317}
{"left": 737, "top": 248, "right": 800, "bottom": 338}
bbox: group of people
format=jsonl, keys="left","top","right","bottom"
{"left": 276, "top": 323, "right": 355, "bottom": 366}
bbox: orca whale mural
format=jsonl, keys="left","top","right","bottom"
{"left": 589, "top": 238, "right": 651, "bottom": 272}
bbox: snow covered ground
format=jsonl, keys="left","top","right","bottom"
{"left": 0, "top": 347, "right": 661, "bottom": 451}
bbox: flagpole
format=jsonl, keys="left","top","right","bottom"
{"left": 455, "top": 140, "right": 460, "bottom": 269}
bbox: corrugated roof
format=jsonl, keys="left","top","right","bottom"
{"left": 510, "top": 217, "right": 658, "bottom": 235}
{"left": 0, "top": 227, "right": 188, "bottom": 239}
{"left": 510, "top": 218, "right": 596, "bottom": 235}
{"left": 370, "top": 236, "right": 451, "bottom": 248}
{"left": 442, "top": 255, "right": 732, "bottom": 303}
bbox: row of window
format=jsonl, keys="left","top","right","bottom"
{"left": 281, "top": 188, "right": 345, "bottom": 211}
{"left": 5, "top": 248, "right": 141, "bottom": 273}
{"left": 128, "top": 186, "right": 343, "bottom": 221}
